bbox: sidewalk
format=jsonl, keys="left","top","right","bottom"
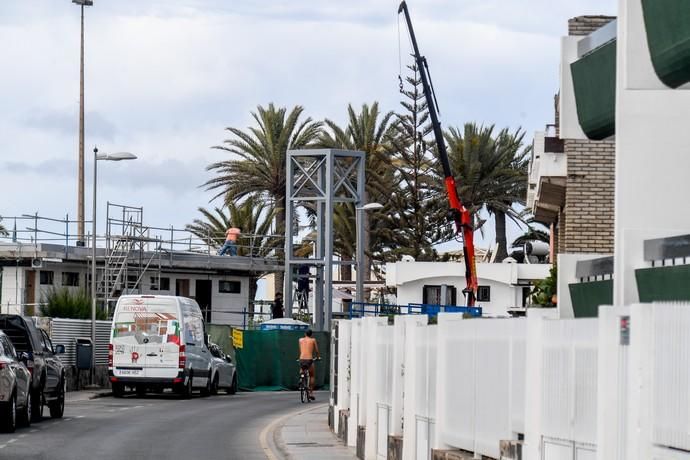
{"left": 274, "top": 403, "right": 357, "bottom": 460}
{"left": 65, "top": 388, "right": 112, "bottom": 402}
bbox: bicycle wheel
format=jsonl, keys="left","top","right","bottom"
{"left": 299, "top": 374, "right": 307, "bottom": 403}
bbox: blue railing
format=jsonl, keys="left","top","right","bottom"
{"left": 349, "top": 302, "right": 482, "bottom": 319}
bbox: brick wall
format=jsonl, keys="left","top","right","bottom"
{"left": 562, "top": 139, "right": 615, "bottom": 253}
{"left": 568, "top": 15, "right": 616, "bottom": 36}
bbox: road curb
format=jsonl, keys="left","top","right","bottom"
{"left": 260, "top": 402, "right": 327, "bottom": 460}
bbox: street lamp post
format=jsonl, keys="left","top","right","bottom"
{"left": 355, "top": 202, "right": 384, "bottom": 304}
{"left": 91, "top": 147, "right": 137, "bottom": 385}
{"left": 73, "top": 0, "right": 93, "bottom": 245}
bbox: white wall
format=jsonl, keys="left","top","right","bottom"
{"left": 386, "top": 262, "right": 550, "bottom": 316}
{"left": 2, "top": 264, "right": 251, "bottom": 325}
{"left": 0, "top": 267, "right": 24, "bottom": 314}
{"left": 560, "top": 36, "right": 588, "bottom": 140}
{"left": 614, "top": 0, "right": 690, "bottom": 305}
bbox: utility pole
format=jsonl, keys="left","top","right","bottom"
{"left": 74, "top": 0, "right": 93, "bottom": 245}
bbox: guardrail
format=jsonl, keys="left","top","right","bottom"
{"left": 0, "top": 213, "right": 285, "bottom": 263}
{"left": 348, "top": 302, "right": 482, "bottom": 319}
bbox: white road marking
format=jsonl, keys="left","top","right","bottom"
{"left": 0, "top": 444, "right": 6, "bottom": 449}
{"left": 18, "top": 434, "right": 26, "bottom": 438}
{"left": 133, "top": 405, "right": 144, "bottom": 409}
{"left": 107, "top": 409, "right": 116, "bottom": 412}
{"left": 119, "top": 407, "right": 129, "bottom": 411}
{"left": 29, "top": 429, "right": 38, "bottom": 433}
{"left": 7, "top": 439, "right": 17, "bottom": 444}
{"left": 64, "top": 418, "right": 72, "bottom": 421}
{"left": 76, "top": 415, "right": 85, "bottom": 418}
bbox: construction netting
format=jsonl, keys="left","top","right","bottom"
{"left": 234, "top": 329, "right": 330, "bottom": 391}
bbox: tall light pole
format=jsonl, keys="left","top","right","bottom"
{"left": 73, "top": 0, "right": 93, "bottom": 245}
{"left": 355, "top": 202, "right": 383, "bottom": 303}
{"left": 91, "top": 147, "right": 136, "bottom": 384}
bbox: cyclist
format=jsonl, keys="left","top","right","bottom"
{"left": 298, "top": 329, "right": 320, "bottom": 401}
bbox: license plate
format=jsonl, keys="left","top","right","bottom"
{"left": 117, "top": 369, "right": 143, "bottom": 376}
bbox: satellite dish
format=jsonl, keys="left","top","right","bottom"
{"left": 401, "top": 255, "right": 415, "bottom": 262}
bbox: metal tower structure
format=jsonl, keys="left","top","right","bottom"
{"left": 284, "top": 149, "right": 365, "bottom": 331}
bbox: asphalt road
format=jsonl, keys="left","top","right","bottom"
{"left": 0, "top": 390, "right": 305, "bottom": 460}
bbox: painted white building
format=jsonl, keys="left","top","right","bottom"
{"left": 0, "top": 242, "right": 281, "bottom": 327}
{"left": 385, "top": 261, "right": 550, "bottom": 316}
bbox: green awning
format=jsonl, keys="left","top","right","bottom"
{"left": 636, "top": 264, "right": 690, "bottom": 302}
{"left": 569, "top": 279, "right": 613, "bottom": 318}
{"left": 642, "top": 0, "right": 690, "bottom": 88}
{"left": 570, "top": 40, "right": 617, "bottom": 140}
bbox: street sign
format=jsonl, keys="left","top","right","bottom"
{"left": 232, "top": 329, "right": 243, "bottom": 349}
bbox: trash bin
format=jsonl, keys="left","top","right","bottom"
{"left": 75, "top": 338, "right": 93, "bottom": 370}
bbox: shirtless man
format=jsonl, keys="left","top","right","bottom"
{"left": 217, "top": 227, "right": 241, "bottom": 256}
{"left": 299, "top": 329, "right": 320, "bottom": 400}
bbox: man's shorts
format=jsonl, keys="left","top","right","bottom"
{"left": 300, "top": 359, "right": 314, "bottom": 370}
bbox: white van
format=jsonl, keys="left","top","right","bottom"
{"left": 108, "top": 295, "right": 214, "bottom": 398}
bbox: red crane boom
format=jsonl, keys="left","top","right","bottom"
{"left": 398, "top": 1, "right": 478, "bottom": 306}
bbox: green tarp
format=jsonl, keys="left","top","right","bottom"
{"left": 636, "top": 265, "right": 690, "bottom": 302}
{"left": 571, "top": 40, "right": 617, "bottom": 140}
{"left": 235, "top": 330, "right": 329, "bottom": 391}
{"left": 642, "top": 0, "right": 690, "bottom": 88}
{"left": 569, "top": 279, "right": 613, "bottom": 318}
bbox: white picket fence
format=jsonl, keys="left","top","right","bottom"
{"left": 332, "top": 302, "right": 690, "bottom": 460}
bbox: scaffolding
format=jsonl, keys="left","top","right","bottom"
{"left": 99, "top": 203, "right": 162, "bottom": 314}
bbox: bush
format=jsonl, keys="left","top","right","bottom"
{"left": 530, "top": 265, "right": 557, "bottom": 308}
{"left": 40, "top": 287, "right": 107, "bottom": 320}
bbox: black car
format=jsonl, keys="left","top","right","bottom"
{"left": 0, "top": 316, "right": 65, "bottom": 421}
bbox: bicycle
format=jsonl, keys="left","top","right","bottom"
{"left": 297, "top": 358, "right": 320, "bottom": 403}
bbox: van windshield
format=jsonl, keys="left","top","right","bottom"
{"left": 113, "top": 298, "right": 180, "bottom": 346}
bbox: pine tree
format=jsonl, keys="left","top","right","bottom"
{"left": 385, "top": 64, "right": 450, "bottom": 261}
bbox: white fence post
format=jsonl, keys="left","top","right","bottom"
{"left": 348, "top": 318, "right": 363, "bottom": 447}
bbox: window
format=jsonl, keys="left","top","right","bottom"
{"left": 218, "top": 280, "right": 241, "bottom": 294}
{"left": 184, "top": 315, "right": 205, "bottom": 346}
{"left": 422, "top": 285, "right": 457, "bottom": 306}
{"left": 40, "top": 271, "right": 54, "bottom": 285}
{"left": 127, "top": 274, "right": 138, "bottom": 289}
{"left": 62, "top": 272, "right": 79, "bottom": 287}
{"left": 477, "top": 286, "right": 491, "bottom": 302}
{"left": 150, "top": 277, "right": 170, "bottom": 291}
{"left": 0, "top": 336, "right": 16, "bottom": 360}
{"left": 40, "top": 330, "right": 54, "bottom": 354}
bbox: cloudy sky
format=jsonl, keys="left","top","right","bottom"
{"left": 1, "top": 0, "right": 615, "bottom": 250}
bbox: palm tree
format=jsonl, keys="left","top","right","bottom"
{"left": 204, "top": 104, "right": 323, "bottom": 294}
{"left": 186, "top": 196, "right": 277, "bottom": 303}
{"left": 443, "top": 123, "right": 531, "bottom": 261}
{"left": 318, "top": 102, "right": 396, "bottom": 285}
{"left": 511, "top": 224, "right": 550, "bottom": 248}
{"left": 0, "top": 217, "right": 7, "bottom": 237}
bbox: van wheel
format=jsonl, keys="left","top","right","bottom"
{"left": 112, "top": 382, "right": 125, "bottom": 398}
{"left": 136, "top": 385, "right": 147, "bottom": 397}
{"left": 228, "top": 375, "right": 237, "bottom": 395}
{"left": 181, "top": 372, "right": 193, "bottom": 399}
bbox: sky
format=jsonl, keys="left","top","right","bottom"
{"left": 0, "top": 0, "right": 616, "bottom": 252}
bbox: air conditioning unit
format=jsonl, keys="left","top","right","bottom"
{"left": 31, "top": 258, "right": 43, "bottom": 269}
